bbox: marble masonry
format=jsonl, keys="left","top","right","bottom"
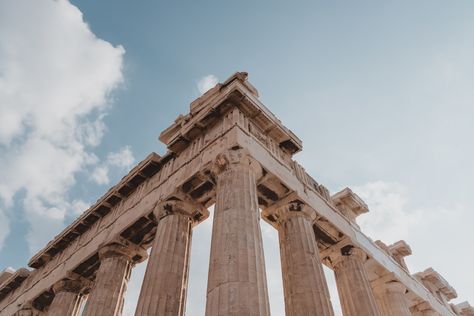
{"left": 0, "top": 72, "right": 471, "bottom": 316}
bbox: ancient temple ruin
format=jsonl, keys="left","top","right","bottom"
{"left": 0, "top": 72, "right": 472, "bottom": 316}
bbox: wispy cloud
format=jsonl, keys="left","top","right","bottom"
{"left": 197, "top": 75, "right": 218, "bottom": 94}
{"left": 0, "top": 0, "right": 124, "bottom": 253}
{"left": 91, "top": 146, "right": 135, "bottom": 185}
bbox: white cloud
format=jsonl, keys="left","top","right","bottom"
{"left": 90, "top": 146, "right": 135, "bottom": 185}
{"left": 353, "top": 181, "right": 422, "bottom": 244}
{"left": 351, "top": 181, "right": 474, "bottom": 304}
{"left": 107, "top": 146, "right": 135, "bottom": 168}
{"left": 0, "top": 0, "right": 124, "bottom": 253}
{"left": 91, "top": 166, "right": 110, "bottom": 186}
{"left": 197, "top": 75, "right": 218, "bottom": 94}
{"left": 0, "top": 209, "right": 9, "bottom": 251}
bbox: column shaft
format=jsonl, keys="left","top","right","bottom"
{"left": 373, "top": 282, "right": 411, "bottom": 316}
{"left": 205, "top": 162, "right": 270, "bottom": 316}
{"left": 278, "top": 213, "right": 334, "bottom": 316}
{"left": 48, "top": 292, "right": 83, "bottom": 316}
{"left": 82, "top": 245, "right": 132, "bottom": 316}
{"left": 334, "top": 248, "right": 380, "bottom": 316}
{"left": 135, "top": 212, "right": 193, "bottom": 316}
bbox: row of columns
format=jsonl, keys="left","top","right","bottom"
{"left": 25, "top": 149, "right": 432, "bottom": 316}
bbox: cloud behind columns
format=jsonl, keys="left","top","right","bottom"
{"left": 0, "top": 0, "right": 125, "bottom": 253}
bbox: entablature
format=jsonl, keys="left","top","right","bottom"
{"left": 0, "top": 268, "right": 30, "bottom": 302}
{"left": 331, "top": 187, "right": 369, "bottom": 224}
{"left": 0, "top": 268, "right": 15, "bottom": 286}
{"left": 159, "top": 72, "right": 302, "bottom": 156}
{"left": 415, "top": 267, "right": 458, "bottom": 301}
{"left": 28, "top": 152, "right": 164, "bottom": 269}
{"left": 454, "top": 301, "right": 474, "bottom": 316}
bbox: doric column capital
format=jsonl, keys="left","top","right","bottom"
{"left": 271, "top": 200, "right": 316, "bottom": 227}
{"left": 98, "top": 239, "right": 147, "bottom": 263}
{"left": 372, "top": 279, "right": 406, "bottom": 295}
{"left": 321, "top": 240, "right": 368, "bottom": 270}
{"left": 213, "top": 147, "right": 262, "bottom": 178}
{"left": 153, "top": 198, "right": 207, "bottom": 223}
{"left": 52, "top": 279, "right": 86, "bottom": 294}
{"left": 413, "top": 302, "right": 438, "bottom": 315}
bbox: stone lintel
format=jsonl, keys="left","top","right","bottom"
{"left": 414, "top": 268, "right": 457, "bottom": 301}
{"left": 28, "top": 152, "right": 163, "bottom": 269}
{"left": 159, "top": 72, "right": 302, "bottom": 155}
{"left": 331, "top": 187, "right": 369, "bottom": 224}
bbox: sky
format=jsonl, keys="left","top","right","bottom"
{"left": 1, "top": 0, "right": 473, "bottom": 315}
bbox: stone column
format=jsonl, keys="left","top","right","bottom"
{"left": 48, "top": 279, "right": 85, "bottom": 316}
{"left": 331, "top": 245, "right": 380, "bottom": 316}
{"left": 372, "top": 280, "right": 411, "bottom": 316}
{"left": 205, "top": 149, "right": 270, "bottom": 316}
{"left": 83, "top": 242, "right": 144, "bottom": 316}
{"left": 276, "top": 202, "right": 334, "bottom": 316}
{"left": 135, "top": 199, "right": 204, "bottom": 316}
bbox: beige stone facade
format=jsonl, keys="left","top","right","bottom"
{"left": 0, "top": 72, "right": 470, "bottom": 315}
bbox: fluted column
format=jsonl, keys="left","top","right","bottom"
{"left": 205, "top": 148, "right": 270, "bottom": 316}
{"left": 135, "top": 199, "right": 204, "bottom": 316}
{"left": 48, "top": 279, "right": 85, "bottom": 316}
{"left": 276, "top": 203, "right": 334, "bottom": 316}
{"left": 372, "top": 280, "right": 411, "bottom": 316}
{"left": 83, "top": 242, "right": 144, "bottom": 316}
{"left": 332, "top": 245, "right": 380, "bottom": 316}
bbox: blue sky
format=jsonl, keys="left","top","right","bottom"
{"left": 1, "top": 1, "right": 473, "bottom": 315}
